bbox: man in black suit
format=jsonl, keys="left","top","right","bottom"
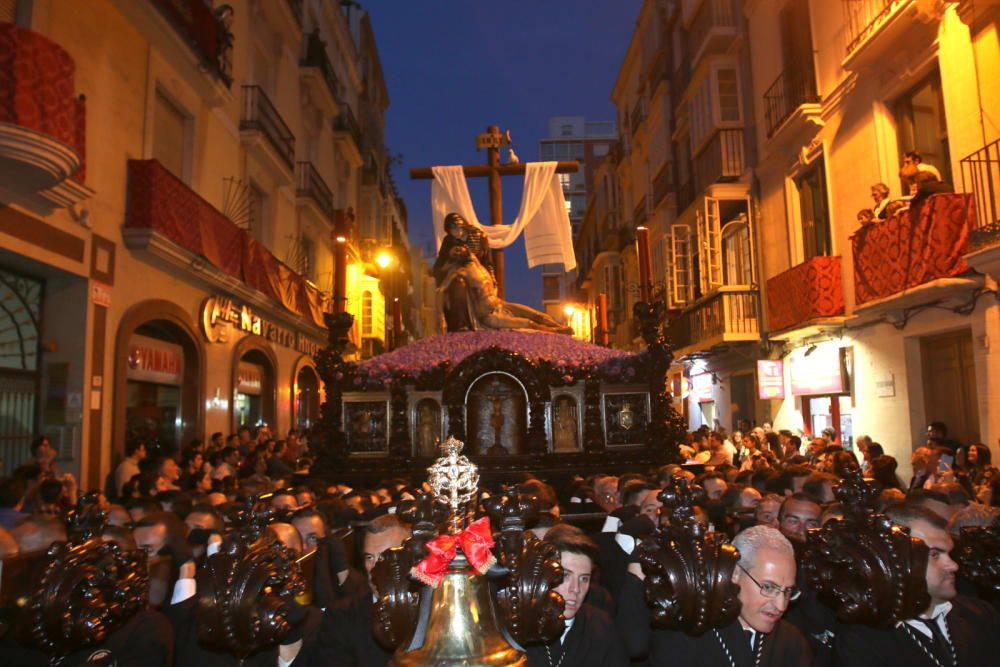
{"left": 319, "top": 513, "right": 410, "bottom": 666}
{"left": 834, "top": 505, "right": 1000, "bottom": 666}
{"left": 649, "top": 525, "right": 812, "bottom": 666}
{"left": 525, "top": 524, "right": 628, "bottom": 667}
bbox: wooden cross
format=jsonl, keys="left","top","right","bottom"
{"left": 410, "top": 125, "right": 579, "bottom": 298}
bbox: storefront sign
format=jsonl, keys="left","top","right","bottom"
{"left": 236, "top": 362, "right": 263, "bottom": 395}
{"left": 875, "top": 373, "right": 895, "bottom": 398}
{"left": 790, "top": 346, "right": 845, "bottom": 396}
{"left": 91, "top": 281, "right": 112, "bottom": 307}
{"left": 127, "top": 335, "right": 183, "bottom": 385}
{"left": 200, "top": 295, "right": 323, "bottom": 356}
{"left": 757, "top": 360, "right": 785, "bottom": 400}
{"left": 690, "top": 373, "right": 714, "bottom": 403}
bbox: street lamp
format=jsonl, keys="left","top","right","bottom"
{"left": 375, "top": 249, "right": 395, "bottom": 269}
{"left": 563, "top": 304, "right": 576, "bottom": 317}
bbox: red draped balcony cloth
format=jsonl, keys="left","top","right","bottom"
{"left": 852, "top": 193, "right": 975, "bottom": 305}
{"left": 127, "top": 159, "right": 329, "bottom": 327}
{"left": 766, "top": 256, "right": 844, "bottom": 333}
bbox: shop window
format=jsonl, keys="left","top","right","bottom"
{"left": 796, "top": 157, "right": 832, "bottom": 260}
{"left": 125, "top": 331, "right": 185, "bottom": 452}
{"left": 295, "top": 365, "right": 320, "bottom": 431}
{"left": 895, "top": 72, "right": 951, "bottom": 185}
{"left": 153, "top": 90, "right": 188, "bottom": 182}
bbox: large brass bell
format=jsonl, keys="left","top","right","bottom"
{"left": 389, "top": 550, "right": 525, "bottom": 667}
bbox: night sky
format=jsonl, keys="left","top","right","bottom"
{"left": 365, "top": 1, "right": 642, "bottom": 308}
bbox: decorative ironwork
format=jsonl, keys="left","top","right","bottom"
{"left": 953, "top": 524, "right": 999, "bottom": 607}
{"left": 961, "top": 138, "right": 1000, "bottom": 237}
{"left": 241, "top": 85, "right": 296, "bottom": 171}
{"left": 300, "top": 30, "right": 341, "bottom": 102}
{"left": 763, "top": 66, "right": 818, "bottom": 137}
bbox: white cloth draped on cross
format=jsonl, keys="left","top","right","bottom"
{"left": 431, "top": 162, "right": 577, "bottom": 271}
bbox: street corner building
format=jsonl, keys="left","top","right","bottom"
{"left": 0, "top": 0, "right": 426, "bottom": 489}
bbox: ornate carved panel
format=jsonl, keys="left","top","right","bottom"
{"left": 602, "top": 390, "right": 650, "bottom": 447}
{"left": 342, "top": 393, "right": 389, "bottom": 455}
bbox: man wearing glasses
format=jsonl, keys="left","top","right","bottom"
{"left": 651, "top": 525, "right": 813, "bottom": 666}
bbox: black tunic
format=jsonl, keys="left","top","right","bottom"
{"left": 649, "top": 619, "right": 813, "bottom": 667}
{"left": 319, "top": 591, "right": 394, "bottom": 667}
{"left": 834, "top": 596, "right": 1000, "bottom": 667}
{"left": 1, "top": 609, "right": 174, "bottom": 666}
{"left": 525, "top": 602, "right": 629, "bottom": 667}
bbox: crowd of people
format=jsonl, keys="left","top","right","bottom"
{"left": 0, "top": 418, "right": 997, "bottom": 666}
{"left": 856, "top": 150, "right": 954, "bottom": 228}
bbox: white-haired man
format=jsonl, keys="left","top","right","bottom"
{"left": 649, "top": 525, "right": 813, "bottom": 666}
{"left": 834, "top": 505, "right": 1000, "bottom": 666}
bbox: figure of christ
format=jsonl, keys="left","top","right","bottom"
{"left": 437, "top": 244, "right": 572, "bottom": 334}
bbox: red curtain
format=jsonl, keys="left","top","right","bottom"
{"left": 766, "top": 256, "right": 844, "bottom": 333}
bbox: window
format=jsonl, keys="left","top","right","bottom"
{"left": 561, "top": 123, "right": 574, "bottom": 136}
{"left": 593, "top": 143, "right": 610, "bottom": 157}
{"left": 717, "top": 69, "right": 740, "bottom": 122}
{"left": 540, "top": 144, "right": 555, "bottom": 160}
{"left": 698, "top": 198, "right": 723, "bottom": 294}
{"left": 895, "top": 72, "right": 951, "bottom": 185}
{"left": 722, "top": 215, "right": 752, "bottom": 286}
{"left": 362, "top": 291, "right": 373, "bottom": 335}
{"left": 559, "top": 173, "right": 571, "bottom": 190}
{"left": 153, "top": 90, "right": 187, "bottom": 180}
{"left": 542, "top": 275, "right": 561, "bottom": 301}
{"left": 670, "top": 225, "right": 692, "bottom": 306}
{"left": 689, "top": 78, "right": 712, "bottom": 150}
{"left": 796, "top": 157, "right": 832, "bottom": 259}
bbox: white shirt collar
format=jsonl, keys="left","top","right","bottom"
{"left": 561, "top": 617, "right": 575, "bottom": 644}
{"left": 900, "top": 601, "right": 953, "bottom": 638}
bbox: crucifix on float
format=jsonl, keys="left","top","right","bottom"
{"left": 410, "top": 125, "right": 579, "bottom": 297}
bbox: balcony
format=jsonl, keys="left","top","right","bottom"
{"left": 652, "top": 161, "right": 673, "bottom": 209}
{"left": 332, "top": 106, "right": 363, "bottom": 165}
{"left": 763, "top": 67, "right": 821, "bottom": 142}
{"left": 689, "top": 0, "right": 737, "bottom": 64}
{"left": 666, "top": 287, "right": 760, "bottom": 357}
{"left": 299, "top": 31, "right": 341, "bottom": 116}
{"left": 633, "top": 195, "right": 648, "bottom": 226}
{"left": 842, "top": 0, "right": 941, "bottom": 72}
{"left": 240, "top": 85, "right": 295, "bottom": 181}
{"left": 123, "top": 159, "right": 329, "bottom": 328}
{"left": 853, "top": 193, "right": 978, "bottom": 312}
{"left": 296, "top": 161, "right": 335, "bottom": 224}
{"left": 694, "top": 128, "right": 745, "bottom": 191}
{"left": 0, "top": 23, "right": 92, "bottom": 211}
{"left": 766, "top": 256, "right": 844, "bottom": 335}
{"left": 630, "top": 99, "right": 646, "bottom": 136}
{"left": 962, "top": 140, "right": 1000, "bottom": 281}
{"left": 112, "top": 0, "right": 232, "bottom": 105}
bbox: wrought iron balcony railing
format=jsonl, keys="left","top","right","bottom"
{"left": 333, "top": 105, "right": 363, "bottom": 149}
{"left": 296, "top": 161, "right": 335, "bottom": 222}
{"left": 694, "top": 128, "right": 744, "bottom": 191}
{"left": 241, "top": 85, "right": 295, "bottom": 171}
{"left": 763, "top": 67, "right": 818, "bottom": 138}
{"left": 961, "top": 139, "right": 1000, "bottom": 249}
{"left": 689, "top": 0, "right": 737, "bottom": 61}
{"left": 843, "top": 0, "right": 907, "bottom": 56}
{"left": 300, "top": 31, "right": 341, "bottom": 102}
{"left": 666, "top": 287, "right": 760, "bottom": 353}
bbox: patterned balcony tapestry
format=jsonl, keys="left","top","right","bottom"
{"left": 0, "top": 21, "right": 86, "bottom": 181}
{"left": 127, "top": 160, "right": 328, "bottom": 327}
{"left": 766, "top": 256, "right": 844, "bottom": 333}
{"left": 853, "top": 193, "right": 974, "bottom": 305}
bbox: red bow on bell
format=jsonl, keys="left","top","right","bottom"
{"left": 410, "top": 516, "right": 496, "bottom": 588}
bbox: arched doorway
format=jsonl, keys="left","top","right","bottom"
{"left": 231, "top": 338, "right": 277, "bottom": 433}
{"left": 293, "top": 362, "right": 320, "bottom": 432}
{"left": 466, "top": 373, "right": 527, "bottom": 456}
{"left": 114, "top": 300, "right": 204, "bottom": 458}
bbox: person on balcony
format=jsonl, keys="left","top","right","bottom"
{"left": 902, "top": 150, "right": 942, "bottom": 181}
{"left": 857, "top": 209, "right": 876, "bottom": 227}
{"left": 869, "top": 183, "right": 891, "bottom": 219}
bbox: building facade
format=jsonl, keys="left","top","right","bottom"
{"left": 537, "top": 116, "right": 616, "bottom": 323}
{"left": 0, "top": 0, "right": 413, "bottom": 487}
{"left": 580, "top": 0, "right": 999, "bottom": 478}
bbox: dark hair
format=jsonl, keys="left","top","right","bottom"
{"left": 543, "top": 524, "right": 598, "bottom": 564}
{"left": 887, "top": 503, "right": 946, "bottom": 531}
{"left": 871, "top": 455, "right": 902, "bottom": 490}
{"left": 38, "top": 478, "right": 63, "bottom": 505}
{"left": 0, "top": 477, "right": 26, "bottom": 508}
{"left": 778, "top": 493, "right": 821, "bottom": 521}
{"left": 868, "top": 443, "right": 885, "bottom": 459}
{"left": 210, "top": 432, "right": 223, "bottom": 442}
{"left": 928, "top": 421, "right": 947, "bottom": 436}
{"left": 905, "top": 150, "right": 924, "bottom": 163}
{"left": 30, "top": 436, "right": 50, "bottom": 456}
{"left": 518, "top": 479, "right": 558, "bottom": 512}
{"left": 184, "top": 504, "right": 225, "bottom": 532}
{"left": 802, "top": 473, "right": 837, "bottom": 502}
{"left": 125, "top": 440, "right": 146, "bottom": 457}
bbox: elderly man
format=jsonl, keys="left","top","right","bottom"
{"left": 834, "top": 505, "right": 1000, "bottom": 666}
{"left": 910, "top": 446, "right": 943, "bottom": 490}
{"left": 525, "top": 525, "right": 628, "bottom": 666}
{"left": 649, "top": 526, "right": 812, "bottom": 666}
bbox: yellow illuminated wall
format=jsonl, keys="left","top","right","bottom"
{"left": 345, "top": 262, "right": 386, "bottom": 347}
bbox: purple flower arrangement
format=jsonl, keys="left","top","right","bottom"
{"left": 340, "top": 331, "right": 649, "bottom": 391}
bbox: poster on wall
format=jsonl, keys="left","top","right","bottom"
{"left": 756, "top": 360, "right": 785, "bottom": 400}
{"left": 690, "top": 373, "right": 714, "bottom": 403}
{"left": 790, "top": 346, "right": 845, "bottom": 396}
